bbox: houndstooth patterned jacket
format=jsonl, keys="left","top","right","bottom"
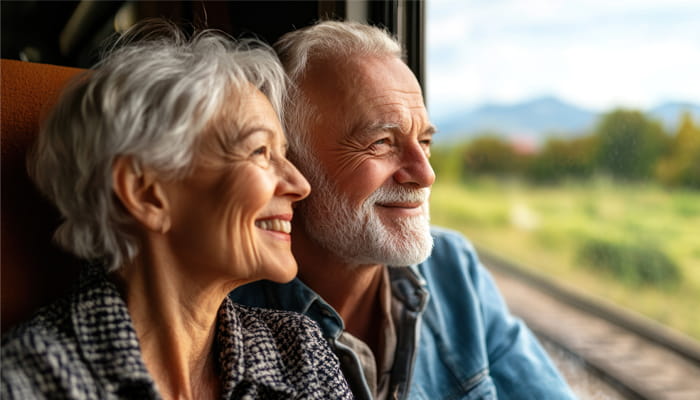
{"left": 1, "top": 266, "right": 353, "bottom": 399}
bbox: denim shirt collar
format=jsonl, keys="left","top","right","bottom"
{"left": 389, "top": 265, "right": 429, "bottom": 313}
{"left": 267, "top": 278, "right": 346, "bottom": 339}
{"left": 230, "top": 265, "right": 430, "bottom": 400}
{"left": 256, "top": 265, "right": 428, "bottom": 340}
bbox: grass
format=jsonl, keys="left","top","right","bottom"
{"left": 430, "top": 176, "right": 700, "bottom": 341}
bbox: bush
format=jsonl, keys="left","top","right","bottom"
{"left": 577, "top": 238, "right": 681, "bottom": 288}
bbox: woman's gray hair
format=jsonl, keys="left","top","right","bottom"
{"left": 273, "top": 20, "right": 403, "bottom": 169}
{"left": 29, "top": 19, "right": 288, "bottom": 272}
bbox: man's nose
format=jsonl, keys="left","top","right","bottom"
{"left": 393, "top": 141, "right": 435, "bottom": 188}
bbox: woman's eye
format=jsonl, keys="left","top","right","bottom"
{"left": 250, "top": 146, "right": 272, "bottom": 167}
{"left": 251, "top": 146, "right": 269, "bottom": 157}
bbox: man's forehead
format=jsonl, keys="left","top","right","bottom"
{"left": 302, "top": 54, "right": 431, "bottom": 136}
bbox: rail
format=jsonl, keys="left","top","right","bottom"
{"left": 477, "top": 246, "right": 700, "bottom": 400}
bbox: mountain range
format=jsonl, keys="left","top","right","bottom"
{"left": 432, "top": 96, "right": 700, "bottom": 144}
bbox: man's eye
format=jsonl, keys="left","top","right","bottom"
{"left": 371, "top": 138, "right": 390, "bottom": 147}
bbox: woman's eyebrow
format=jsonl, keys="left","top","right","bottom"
{"left": 234, "top": 124, "right": 275, "bottom": 143}
{"left": 213, "top": 124, "right": 274, "bottom": 152}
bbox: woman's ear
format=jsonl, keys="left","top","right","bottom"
{"left": 112, "top": 156, "right": 171, "bottom": 233}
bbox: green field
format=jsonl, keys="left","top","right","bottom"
{"left": 430, "top": 177, "right": 700, "bottom": 341}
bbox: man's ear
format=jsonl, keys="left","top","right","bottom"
{"left": 112, "top": 156, "right": 171, "bottom": 233}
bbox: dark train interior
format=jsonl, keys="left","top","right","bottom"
{"left": 1, "top": 0, "right": 423, "bottom": 331}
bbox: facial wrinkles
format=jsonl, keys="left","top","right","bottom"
{"left": 226, "top": 167, "right": 267, "bottom": 278}
{"left": 188, "top": 143, "right": 273, "bottom": 280}
{"left": 299, "top": 158, "right": 433, "bottom": 266}
{"left": 330, "top": 110, "right": 427, "bottom": 182}
{"left": 329, "top": 138, "right": 376, "bottom": 180}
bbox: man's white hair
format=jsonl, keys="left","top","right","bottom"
{"left": 274, "top": 20, "right": 403, "bottom": 168}
{"left": 29, "top": 19, "right": 287, "bottom": 271}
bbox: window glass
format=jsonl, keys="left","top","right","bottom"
{"left": 427, "top": 0, "right": 700, "bottom": 341}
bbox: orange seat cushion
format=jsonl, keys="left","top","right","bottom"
{"left": 1, "top": 59, "right": 86, "bottom": 332}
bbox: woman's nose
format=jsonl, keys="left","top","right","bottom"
{"left": 278, "top": 158, "right": 311, "bottom": 201}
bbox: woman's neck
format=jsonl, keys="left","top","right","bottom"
{"left": 114, "top": 248, "right": 233, "bottom": 400}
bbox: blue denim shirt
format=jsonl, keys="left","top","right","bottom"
{"left": 231, "top": 227, "right": 577, "bottom": 399}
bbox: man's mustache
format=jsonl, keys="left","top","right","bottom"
{"left": 371, "top": 185, "right": 431, "bottom": 204}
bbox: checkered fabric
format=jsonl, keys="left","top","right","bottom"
{"left": 1, "top": 266, "right": 353, "bottom": 399}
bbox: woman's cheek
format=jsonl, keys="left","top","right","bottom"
{"left": 223, "top": 168, "right": 271, "bottom": 275}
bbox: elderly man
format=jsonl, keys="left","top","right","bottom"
{"left": 232, "top": 20, "right": 576, "bottom": 400}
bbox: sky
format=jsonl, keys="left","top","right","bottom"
{"left": 426, "top": 0, "right": 700, "bottom": 118}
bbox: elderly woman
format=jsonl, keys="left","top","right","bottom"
{"left": 1, "top": 21, "right": 352, "bottom": 399}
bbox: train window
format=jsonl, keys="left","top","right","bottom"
{"left": 426, "top": 0, "right": 700, "bottom": 351}
{"left": 426, "top": 2, "right": 700, "bottom": 395}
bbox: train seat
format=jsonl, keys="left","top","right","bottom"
{"left": 1, "top": 59, "right": 85, "bottom": 332}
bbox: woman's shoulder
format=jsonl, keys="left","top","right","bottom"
{"left": 1, "top": 297, "right": 87, "bottom": 397}
{"left": 2, "top": 264, "right": 108, "bottom": 357}
{"left": 228, "top": 302, "right": 353, "bottom": 398}
{"left": 2, "top": 295, "right": 74, "bottom": 351}
{"left": 232, "top": 302, "right": 322, "bottom": 341}
{"left": 229, "top": 302, "right": 334, "bottom": 372}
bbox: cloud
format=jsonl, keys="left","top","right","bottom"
{"left": 426, "top": 0, "right": 700, "bottom": 113}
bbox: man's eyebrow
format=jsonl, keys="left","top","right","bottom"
{"left": 361, "top": 121, "right": 401, "bottom": 134}
{"left": 352, "top": 121, "right": 437, "bottom": 140}
{"left": 349, "top": 121, "right": 399, "bottom": 141}
{"left": 424, "top": 124, "right": 438, "bottom": 136}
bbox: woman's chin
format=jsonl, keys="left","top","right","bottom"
{"left": 263, "top": 262, "right": 298, "bottom": 284}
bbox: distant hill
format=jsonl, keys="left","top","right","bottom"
{"left": 648, "top": 102, "right": 700, "bottom": 129}
{"left": 432, "top": 96, "right": 700, "bottom": 144}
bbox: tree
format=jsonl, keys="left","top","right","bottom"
{"left": 461, "top": 135, "right": 517, "bottom": 177}
{"left": 594, "top": 109, "right": 668, "bottom": 180}
{"left": 430, "top": 142, "right": 469, "bottom": 182}
{"left": 656, "top": 112, "right": 700, "bottom": 189}
{"left": 526, "top": 135, "right": 596, "bottom": 183}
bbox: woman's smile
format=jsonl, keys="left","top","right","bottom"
{"left": 255, "top": 215, "right": 293, "bottom": 237}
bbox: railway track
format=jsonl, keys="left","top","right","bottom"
{"left": 478, "top": 248, "right": 700, "bottom": 400}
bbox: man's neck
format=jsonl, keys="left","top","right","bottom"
{"left": 300, "top": 261, "right": 385, "bottom": 353}
{"left": 293, "top": 231, "right": 386, "bottom": 353}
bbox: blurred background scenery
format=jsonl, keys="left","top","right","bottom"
{"left": 425, "top": 0, "right": 700, "bottom": 341}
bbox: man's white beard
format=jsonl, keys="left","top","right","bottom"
{"left": 297, "top": 161, "right": 433, "bottom": 267}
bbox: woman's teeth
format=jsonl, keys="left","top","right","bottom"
{"left": 255, "top": 219, "right": 291, "bottom": 234}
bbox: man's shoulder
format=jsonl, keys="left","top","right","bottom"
{"left": 424, "top": 225, "right": 480, "bottom": 266}
{"left": 415, "top": 225, "right": 491, "bottom": 291}
{"left": 430, "top": 226, "right": 476, "bottom": 250}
